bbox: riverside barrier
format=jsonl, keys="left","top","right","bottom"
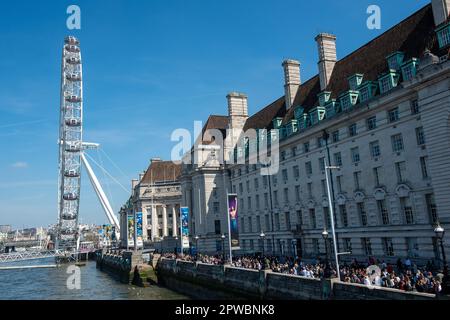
{"left": 156, "top": 258, "right": 446, "bottom": 300}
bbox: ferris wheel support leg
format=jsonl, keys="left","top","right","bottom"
{"left": 80, "top": 153, "right": 120, "bottom": 231}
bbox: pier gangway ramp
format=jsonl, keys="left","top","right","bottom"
{"left": 0, "top": 250, "right": 73, "bottom": 264}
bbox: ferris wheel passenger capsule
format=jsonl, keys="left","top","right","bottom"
{"left": 64, "top": 36, "right": 80, "bottom": 45}
{"left": 65, "top": 118, "right": 82, "bottom": 127}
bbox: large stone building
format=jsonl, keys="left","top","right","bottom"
{"left": 179, "top": 0, "right": 450, "bottom": 264}
{"left": 119, "top": 158, "right": 182, "bottom": 248}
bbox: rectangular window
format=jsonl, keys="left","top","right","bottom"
{"left": 319, "top": 157, "right": 325, "bottom": 172}
{"left": 247, "top": 196, "right": 252, "bottom": 209}
{"left": 420, "top": 156, "right": 428, "bottom": 179}
{"left": 337, "top": 176, "right": 342, "bottom": 193}
{"left": 292, "top": 146, "right": 297, "bottom": 157}
{"left": 382, "top": 238, "right": 395, "bottom": 256}
{"left": 348, "top": 123, "right": 357, "bottom": 137}
{"left": 351, "top": 147, "right": 360, "bottom": 163}
{"left": 307, "top": 183, "right": 313, "bottom": 198}
{"left": 281, "top": 151, "right": 286, "bottom": 161}
{"left": 309, "top": 209, "right": 316, "bottom": 229}
{"left": 256, "top": 215, "right": 261, "bottom": 232}
{"left": 282, "top": 169, "right": 288, "bottom": 182}
{"left": 248, "top": 216, "right": 253, "bottom": 233}
{"left": 332, "top": 130, "right": 339, "bottom": 143}
{"left": 274, "top": 213, "right": 280, "bottom": 231}
{"left": 295, "top": 185, "right": 301, "bottom": 202}
{"left": 285, "top": 212, "right": 291, "bottom": 230}
{"left": 256, "top": 195, "right": 260, "bottom": 210}
{"left": 339, "top": 205, "right": 348, "bottom": 227}
{"left": 263, "top": 176, "right": 268, "bottom": 188}
{"left": 395, "top": 161, "right": 406, "bottom": 183}
{"left": 362, "top": 238, "right": 373, "bottom": 256}
{"left": 416, "top": 127, "right": 425, "bottom": 145}
{"left": 321, "top": 179, "right": 327, "bottom": 196}
{"left": 353, "top": 171, "right": 361, "bottom": 190}
{"left": 366, "top": 116, "right": 377, "bottom": 130}
{"left": 239, "top": 183, "right": 243, "bottom": 193}
{"left": 426, "top": 194, "right": 438, "bottom": 224}
{"left": 380, "top": 76, "right": 392, "bottom": 94}
{"left": 297, "top": 210, "right": 303, "bottom": 226}
{"left": 401, "top": 197, "right": 414, "bottom": 224}
{"left": 317, "top": 137, "right": 326, "bottom": 148}
{"left": 213, "top": 202, "right": 220, "bottom": 214}
{"left": 370, "top": 140, "right": 381, "bottom": 158}
{"left": 293, "top": 165, "right": 300, "bottom": 179}
{"left": 214, "top": 220, "right": 221, "bottom": 235}
{"left": 357, "top": 202, "right": 368, "bottom": 226}
{"left": 246, "top": 180, "right": 250, "bottom": 192}
{"left": 284, "top": 188, "right": 289, "bottom": 203}
{"left": 323, "top": 207, "right": 331, "bottom": 229}
{"left": 378, "top": 200, "right": 390, "bottom": 225}
{"left": 388, "top": 108, "right": 399, "bottom": 123}
{"left": 334, "top": 152, "right": 342, "bottom": 167}
{"left": 265, "top": 214, "right": 270, "bottom": 232}
{"left": 343, "top": 238, "right": 352, "bottom": 254}
{"left": 264, "top": 193, "right": 269, "bottom": 208}
{"left": 391, "top": 134, "right": 404, "bottom": 152}
{"left": 373, "top": 167, "right": 382, "bottom": 186}
{"left": 254, "top": 178, "right": 259, "bottom": 190}
{"left": 411, "top": 100, "right": 419, "bottom": 115}
{"left": 303, "top": 142, "right": 310, "bottom": 153}
{"left": 305, "top": 161, "right": 313, "bottom": 175}
{"left": 273, "top": 190, "right": 279, "bottom": 206}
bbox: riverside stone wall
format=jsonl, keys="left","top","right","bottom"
{"left": 157, "top": 258, "right": 441, "bottom": 300}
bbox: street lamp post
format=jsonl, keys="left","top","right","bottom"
{"left": 322, "top": 229, "right": 331, "bottom": 278}
{"left": 174, "top": 236, "right": 178, "bottom": 256}
{"left": 195, "top": 235, "right": 200, "bottom": 260}
{"left": 221, "top": 234, "right": 226, "bottom": 263}
{"left": 260, "top": 231, "right": 266, "bottom": 269}
{"left": 434, "top": 223, "right": 450, "bottom": 294}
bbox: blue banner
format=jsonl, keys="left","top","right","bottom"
{"left": 136, "top": 212, "right": 143, "bottom": 248}
{"left": 180, "top": 207, "right": 190, "bottom": 249}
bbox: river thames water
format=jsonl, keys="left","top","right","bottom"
{"left": 0, "top": 258, "right": 188, "bottom": 300}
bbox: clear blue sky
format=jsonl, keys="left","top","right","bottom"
{"left": 0, "top": 0, "right": 430, "bottom": 229}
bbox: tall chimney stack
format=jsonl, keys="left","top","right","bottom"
{"left": 315, "top": 33, "right": 337, "bottom": 91}
{"left": 282, "top": 59, "right": 301, "bottom": 110}
{"left": 432, "top": 0, "right": 450, "bottom": 26}
{"left": 227, "top": 92, "right": 248, "bottom": 129}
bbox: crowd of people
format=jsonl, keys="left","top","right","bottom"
{"left": 161, "top": 253, "right": 444, "bottom": 294}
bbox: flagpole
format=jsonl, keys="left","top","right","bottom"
{"left": 226, "top": 192, "right": 233, "bottom": 265}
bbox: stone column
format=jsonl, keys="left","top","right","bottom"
{"left": 142, "top": 206, "right": 148, "bottom": 241}
{"left": 172, "top": 205, "right": 178, "bottom": 237}
{"left": 163, "top": 205, "right": 168, "bottom": 238}
{"left": 151, "top": 205, "right": 158, "bottom": 241}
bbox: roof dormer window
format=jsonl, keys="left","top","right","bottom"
{"left": 272, "top": 117, "right": 283, "bottom": 129}
{"left": 324, "top": 99, "right": 339, "bottom": 118}
{"left": 294, "top": 106, "right": 305, "bottom": 120}
{"left": 286, "top": 120, "right": 298, "bottom": 136}
{"left": 309, "top": 107, "right": 326, "bottom": 125}
{"left": 436, "top": 22, "right": 450, "bottom": 49}
{"left": 358, "top": 81, "right": 378, "bottom": 103}
{"left": 339, "top": 90, "right": 359, "bottom": 112}
{"left": 348, "top": 74, "right": 364, "bottom": 91}
{"left": 386, "top": 52, "right": 405, "bottom": 70}
{"left": 401, "top": 58, "right": 419, "bottom": 81}
{"left": 378, "top": 70, "right": 400, "bottom": 94}
{"left": 317, "top": 91, "right": 331, "bottom": 106}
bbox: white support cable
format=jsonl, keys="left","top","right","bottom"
{"left": 97, "top": 149, "right": 115, "bottom": 210}
{"left": 84, "top": 152, "right": 130, "bottom": 194}
{"left": 81, "top": 153, "right": 120, "bottom": 230}
{"left": 100, "top": 148, "right": 132, "bottom": 182}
